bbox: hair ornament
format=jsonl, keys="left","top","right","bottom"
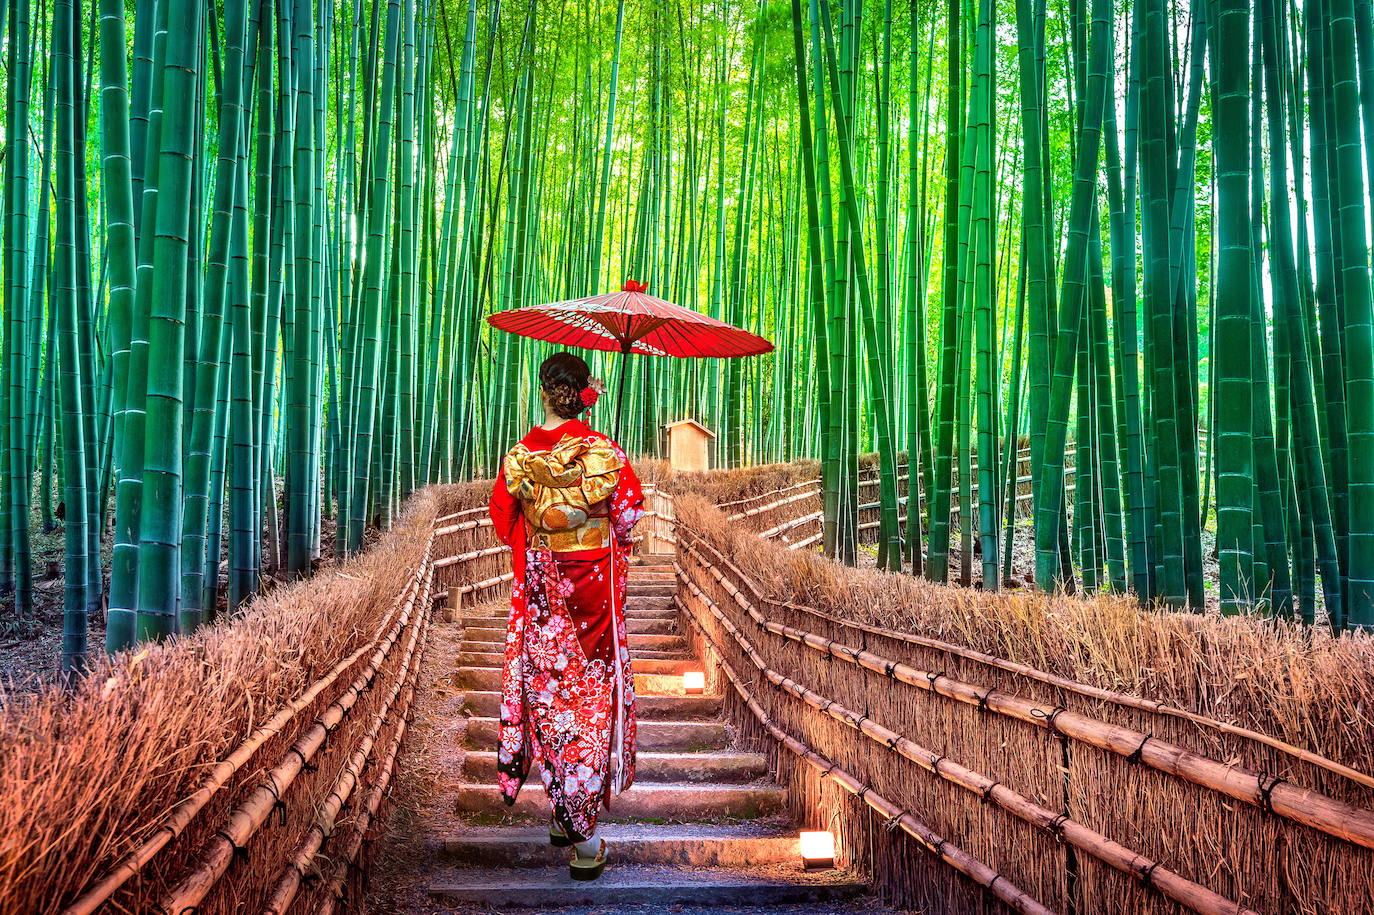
{"left": 580, "top": 376, "right": 605, "bottom": 408}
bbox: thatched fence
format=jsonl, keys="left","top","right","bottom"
{"left": 0, "top": 481, "right": 506, "bottom": 915}
{"left": 664, "top": 464, "right": 1374, "bottom": 915}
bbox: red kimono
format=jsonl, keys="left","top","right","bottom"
{"left": 488, "top": 419, "right": 644, "bottom": 842}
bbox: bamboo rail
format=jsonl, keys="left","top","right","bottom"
{"left": 311, "top": 696, "right": 412, "bottom": 915}
{"left": 715, "top": 478, "right": 821, "bottom": 509}
{"left": 434, "top": 517, "right": 494, "bottom": 537}
{"left": 260, "top": 609, "right": 431, "bottom": 915}
{"left": 435, "top": 506, "right": 490, "bottom": 526}
{"left": 758, "top": 510, "right": 824, "bottom": 541}
{"left": 160, "top": 562, "right": 433, "bottom": 911}
{"left": 434, "top": 543, "right": 510, "bottom": 568}
{"left": 727, "top": 487, "right": 821, "bottom": 522}
{"left": 675, "top": 534, "right": 1374, "bottom": 851}
{"left": 679, "top": 594, "right": 1060, "bottom": 915}
{"left": 680, "top": 577, "right": 1258, "bottom": 915}
{"left": 59, "top": 534, "right": 435, "bottom": 915}
{"left": 683, "top": 527, "right": 1374, "bottom": 791}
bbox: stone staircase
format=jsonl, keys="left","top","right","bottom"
{"left": 424, "top": 557, "right": 883, "bottom": 913}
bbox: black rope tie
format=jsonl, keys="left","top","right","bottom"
{"left": 987, "top": 874, "right": 1003, "bottom": 895}
{"left": 980, "top": 781, "right": 1000, "bottom": 804}
{"left": 1032, "top": 705, "right": 1069, "bottom": 738}
{"left": 216, "top": 829, "right": 251, "bottom": 863}
{"left": 883, "top": 813, "right": 903, "bottom": 832}
{"left": 925, "top": 671, "right": 944, "bottom": 692}
{"left": 273, "top": 798, "right": 288, "bottom": 826}
{"left": 884, "top": 660, "right": 898, "bottom": 679}
{"left": 929, "top": 753, "right": 945, "bottom": 770}
{"left": 1258, "top": 774, "right": 1286, "bottom": 814}
{"left": 931, "top": 838, "right": 948, "bottom": 858}
{"left": 1139, "top": 861, "right": 1161, "bottom": 889}
{"left": 1126, "top": 733, "right": 1153, "bottom": 765}
{"left": 885, "top": 735, "right": 901, "bottom": 752}
{"left": 975, "top": 689, "right": 992, "bottom": 713}
{"left": 1046, "top": 813, "right": 1070, "bottom": 842}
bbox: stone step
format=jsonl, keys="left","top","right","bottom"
{"left": 462, "top": 629, "right": 687, "bottom": 652}
{"left": 458, "top": 690, "right": 721, "bottom": 721}
{"left": 457, "top": 652, "right": 696, "bottom": 674}
{"left": 464, "top": 717, "right": 728, "bottom": 752}
{"left": 627, "top": 596, "right": 675, "bottom": 612}
{"left": 463, "top": 615, "right": 678, "bottom": 635}
{"left": 468, "top": 600, "right": 677, "bottom": 620}
{"left": 461, "top": 750, "right": 768, "bottom": 784}
{"left": 454, "top": 782, "right": 784, "bottom": 821}
{"left": 427, "top": 864, "right": 866, "bottom": 909}
{"left": 627, "top": 587, "right": 677, "bottom": 597}
{"left": 433, "top": 822, "right": 798, "bottom": 868}
{"left": 454, "top": 666, "right": 691, "bottom": 695}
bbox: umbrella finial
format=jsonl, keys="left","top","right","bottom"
{"left": 622, "top": 278, "right": 646, "bottom": 293}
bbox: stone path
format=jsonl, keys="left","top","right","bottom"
{"left": 367, "top": 557, "right": 898, "bottom": 914}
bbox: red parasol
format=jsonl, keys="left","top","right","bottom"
{"left": 487, "top": 279, "right": 774, "bottom": 435}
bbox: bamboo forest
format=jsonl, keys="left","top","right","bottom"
{"left": 2, "top": 0, "right": 1374, "bottom": 676}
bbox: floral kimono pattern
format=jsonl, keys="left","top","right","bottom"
{"left": 488, "top": 419, "right": 644, "bottom": 842}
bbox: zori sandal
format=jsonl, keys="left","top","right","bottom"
{"left": 549, "top": 821, "right": 573, "bottom": 847}
{"left": 569, "top": 838, "right": 609, "bottom": 881}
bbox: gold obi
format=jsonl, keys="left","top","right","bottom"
{"left": 504, "top": 434, "right": 623, "bottom": 552}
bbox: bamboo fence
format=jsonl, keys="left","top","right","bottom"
{"left": 663, "top": 477, "right": 1374, "bottom": 915}
{"left": 0, "top": 482, "right": 507, "bottom": 915}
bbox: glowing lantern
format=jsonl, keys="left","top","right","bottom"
{"left": 682, "top": 670, "right": 706, "bottom": 694}
{"left": 799, "top": 830, "right": 835, "bottom": 870}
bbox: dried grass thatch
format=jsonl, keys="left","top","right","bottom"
{"left": 669, "top": 479, "right": 1374, "bottom": 915}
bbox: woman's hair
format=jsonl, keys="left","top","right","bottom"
{"left": 539, "top": 352, "right": 592, "bottom": 420}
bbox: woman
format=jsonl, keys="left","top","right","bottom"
{"left": 487, "top": 352, "right": 644, "bottom": 881}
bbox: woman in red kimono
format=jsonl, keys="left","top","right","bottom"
{"left": 487, "top": 352, "right": 644, "bottom": 881}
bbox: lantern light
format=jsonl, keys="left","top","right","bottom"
{"left": 799, "top": 830, "right": 835, "bottom": 870}
{"left": 682, "top": 670, "right": 706, "bottom": 694}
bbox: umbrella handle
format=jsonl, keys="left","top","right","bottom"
{"left": 614, "top": 347, "right": 630, "bottom": 443}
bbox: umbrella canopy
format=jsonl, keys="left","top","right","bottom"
{"left": 486, "top": 279, "right": 774, "bottom": 357}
